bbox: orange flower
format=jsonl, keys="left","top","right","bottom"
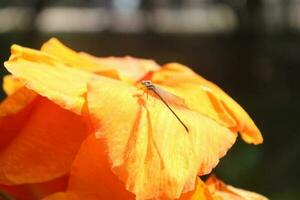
{"left": 0, "top": 38, "right": 264, "bottom": 199}
{"left": 0, "top": 39, "right": 159, "bottom": 199}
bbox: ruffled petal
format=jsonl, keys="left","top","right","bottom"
{"left": 81, "top": 53, "right": 160, "bottom": 83}
{"left": 4, "top": 44, "right": 98, "bottom": 114}
{"left": 0, "top": 92, "right": 88, "bottom": 184}
{"left": 206, "top": 175, "right": 268, "bottom": 200}
{"left": 0, "top": 86, "right": 37, "bottom": 117}
{"left": 41, "top": 37, "right": 160, "bottom": 83}
{"left": 150, "top": 63, "right": 263, "bottom": 144}
{"left": 0, "top": 175, "right": 68, "bottom": 200}
{"left": 41, "top": 38, "right": 105, "bottom": 72}
{"left": 0, "top": 87, "right": 37, "bottom": 153}
{"left": 179, "top": 178, "right": 212, "bottom": 200}
{"left": 87, "top": 77, "right": 236, "bottom": 199}
{"left": 42, "top": 192, "right": 79, "bottom": 200}
{"left": 63, "top": 134, "right": 135, "bottom": 200}
{"left": 2, "top": 75, "right": 24, "bottom": 96}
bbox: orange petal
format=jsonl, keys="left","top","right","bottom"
{"left": 42, "top": 137, "right": 211, "bottom": 200}
{"left": 0, "top": 87, "right": 37, "bottom": 152}
{"left": 150, "top": 63, "right": 263, "bottom": 145}
{"left": 205, "top": 175, "right": 268, "bottom": 200}
{"left": 41, "top": 38, "right": 105, "bottom": 72}
{"left": 41, "top": 38, "right": 160, "bottom": 83}
{"left": 81, "top": 53, "right": 160, "bottom": 83}
{"left": 0, "top": 86, "right": 37, "bottom": 117}
{"left": 4, "top": 44, "right": 98, "bottom": 114}
{"left": 42, "top": 179, "right": 212, "bottom": 200}
{"left": 87, "top": 77, "right": 237, "bottom": 199}
{"left": 66, "top": 134, "right": 134, "bottom": 200}
{"left": 0, "top": 175, "right": 68, "bottom": 200}
{"left": 0, "top": 94, "right": 88, "bottom": 184}
{"left": 2, "top": 75, "right": 24, "bottom": 96}
{"left": 179, "top": 178, "right": 212, "bottom": 200}
{"left": 42, "top": 38, "right": 122, "bottom": 80}
{"left": 42, "top": 192, "right": 79, "bottom": 200}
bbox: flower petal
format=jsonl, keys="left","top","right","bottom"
{"left": 2, "top": 75, "right": 24, "bottom": 96}
{"left": 0, "top": 87, "right": 37, "bottom": 153}
{"left": 41, "top": 37, "right": 160, "bottom": 83}
{"left": 41, "top": 38, "right": 105, "bottom": 72}
{"left": 81, "top": 53, "right": 160, "bottom": 83}
{"left": 0, "top": 87, "right": 37, "bottom": 117}
{"left": 205, "top": 175, "right": 268, "bottom": 200}
{"left": 42, "top": 192, "right": 79, "bottom": 200}
{"left": 150, "top": 63, "right": 263, "bottom": 144}
{"left": 0, "top": 93, "right": 88, "bottom": 184}
{"left": 4, "top": 44, "right": 97, "bottom": 114}
{"left": 64, "top": 134, "right": 135, "bottom": 200}
{"left": 0, "top": 175, "right": 68, "bottom": 200}
{"left": 87, "top": 77, "right": 237, "bottom": 199}
{"left": 179, "top": 178, "right": 212, "bottom": 200}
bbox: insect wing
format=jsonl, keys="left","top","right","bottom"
{"left": 154, "top": 86, "right": 187, "bottom": 108}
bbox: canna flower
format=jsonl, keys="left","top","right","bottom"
{"left": 0, "top": 39, "right": 159, "bottom": 199}
{"left": 0, "top": 38, "right": 264, "bottom": 199}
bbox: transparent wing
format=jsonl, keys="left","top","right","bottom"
{"left": 153, "top": 85, "right": 187, "bottom": 108}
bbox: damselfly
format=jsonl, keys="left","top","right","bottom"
{"left": 141, "top": 80, "right": 189, "bottom": 133}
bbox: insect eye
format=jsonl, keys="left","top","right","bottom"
{"left": 141, "top": 80, "right": 151, "bottom": 86}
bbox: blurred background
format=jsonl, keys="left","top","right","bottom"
{"left": 0, "top": 0, "right": 299, "bottom": 199}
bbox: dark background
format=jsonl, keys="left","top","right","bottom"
{"left": 0, "top": 0, "right": 299, "bottom": 199}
